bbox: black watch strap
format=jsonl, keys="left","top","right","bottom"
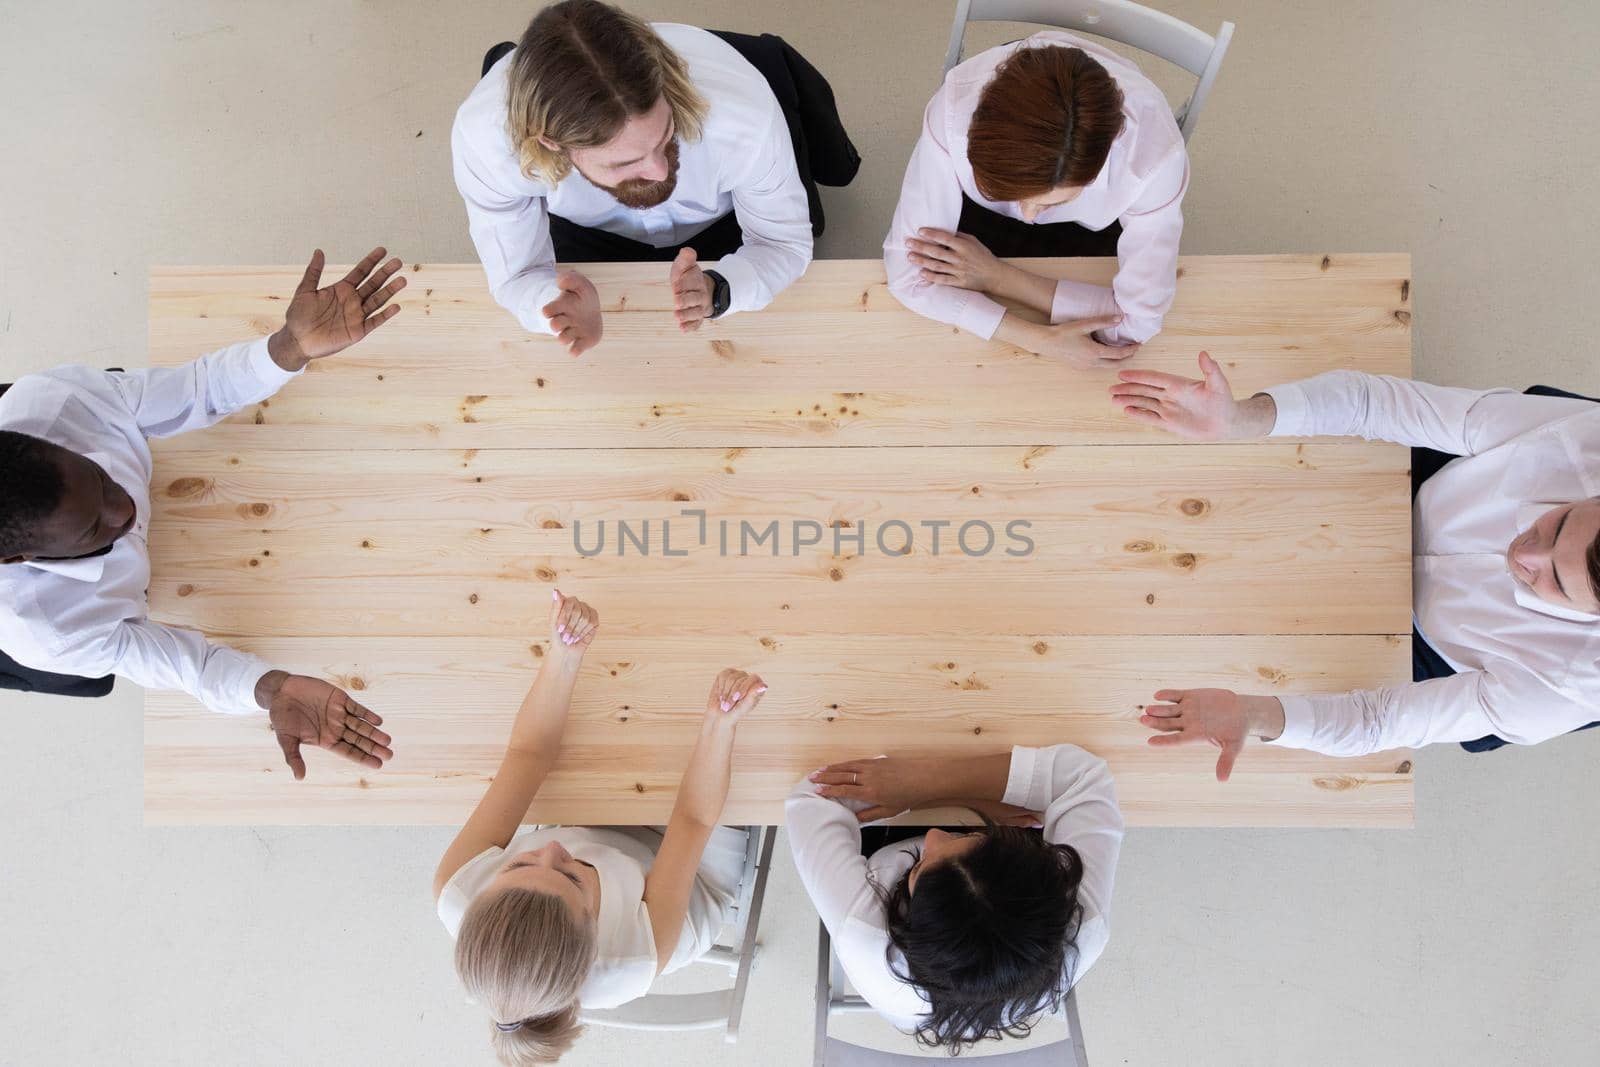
{"left": 704, "top": 269, "right": 731, "bottom": 319}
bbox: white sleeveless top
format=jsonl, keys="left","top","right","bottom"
{"left": 437, "top": 825, "right": 748, "bottom": 1009}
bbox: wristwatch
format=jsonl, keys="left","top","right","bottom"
{"left": 704, "top": 269, "right": 731, "bottom": 319}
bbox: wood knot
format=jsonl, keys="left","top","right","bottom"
{"left": 1257, "top": 666, "right": 1287, "bottom": 685}
{"left": 828, "top": 567, "right": 844, "bottom": 581}
{"left": 1393, "top": 309, "right": 1412, "bottom": 325}
{"left": 634, "top": 782, "right": 646, "bottom": 794}
{"left": 780, "top": 603, "right": 791, "bottom": 611}
{"left": 970, "top": 485, "right": 981, "bottom": 495}
{"left": 710, "top": 339, "right": 736, "bottom": 359}
{"left": 759, "top": 637, "right": 777, "bottom": 649}
{"left": 1124, "top": 540, "right": 1156, "bottom": 553}
{"left": 1145, "top": 593, "right": 1156, "bottom": 605}
{"left": 671, "top": 491, "right": 691, "bottom": 502}
{"left": 348, "top": 677, "right": 366, "bottom": 691}
{"left": 247, "top": 558, "right": 259, "bottom": 567}
{"left": 1320, "top": 255, "right": 1331, "bottom": 270}
{"left": 1172, "top": 552, "right": 1197, "bottom": 569}
{"left": 1313, "top": 775, "right": 1360, "bottom": 792}
{"left": 1032, "top": 641, "right": 1048, "bottom": 655}
{"left": 464, "top": 394, "right": 486, "bottom": 405}
{"left": 530, "top": 644, "right": 544, "bottom": 658}
{"left": 1397, "top": 760, "right": 1413, "bottom": 774}
{"left": 357, "top": 777, "right": 370, "bottom": 789}
{"left": 953, "top": 674, "right": 990, "bottom": 691}
{"left": 535, "top": 377, "right": 546, "bottom": 388}
{"left": 249, "top": 503, "right": 271, "bottom": 517}
{"left": 468, "top": 593, "right": 479, "bottom": 604}
{"left": 973, "top": 726, "right": 983, "bottom": 735}
{"left": 541, "top": 520, "right": 564, "bottom": 530}
{"left": 535, "top": 567, "right": 556, "bottom": 582}
{"left": 1400, "top": 279, "right": 1410, "bottom": 302}
{"left": 1179, "top": 498, "right": 1209, "bottom": 516}
{"left": 360, "top": 539, "right": 372, "bottom": 549}
{"left": 166, "top": 477, "right": 208, "bottom": 498}
{"left": 177, "top": 584, "right": 194, "bottom": 597}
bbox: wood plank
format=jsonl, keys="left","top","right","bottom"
{"left": 144, "top": 442, "right": 1409, "bottom": 638}
{"left": 144, "top": 634, "right": 1413, "bottom": 827}
{"left": 147, "top": 255, "right": 1412, "bottom": 450}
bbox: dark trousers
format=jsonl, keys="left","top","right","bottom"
{"left": 546, "top": 209, "right": 746, "bottom": 265}
{"left": 1410, "top": 384, "right": 1600, "bottom": 752}
{"left": 957, "top": 195, "right": 1122, "bottom": 258}
{"left": 0, "top": 647, "right": 113, "bottom": 698}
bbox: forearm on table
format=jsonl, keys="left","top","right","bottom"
{"left": 668, "top": 719, "right": 738, "bottom": 831}
{"left": 986, "top": 262, "right": 1059, "bottom": 316}
{"left": 1233, "top": 392, "right": 1279, "bottom": 438}
{"left": 920, "top": 751, "right": 1013, "bottom": 806}
{"left": 504, "top": 648, "right": 585, "bottom": 757}
{"left": 1243, "top": 695, "right": 1287, "bottom": 741}
{"left": 992, "top": 311, "right": 1045, "bottom": 352}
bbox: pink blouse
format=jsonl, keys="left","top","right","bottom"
{"left": 883, "top": 31, "right": 1189, "bottom": 346}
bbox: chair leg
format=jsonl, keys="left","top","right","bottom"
{"left": 1065, "top": 987, "right": 1089, "bottom": 1066}
{"left": 813, "top": 923, "right": 833, "bottom": 1067}
{"left": 724, "top": 826, "right": 778, "bottom": 1043}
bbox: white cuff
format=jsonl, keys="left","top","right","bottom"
{"left": 1266, "top": 695, "right": 1316, "bottom": 748}
{"left": 1263, "top": 382, "right": 1312, "bottom": 436}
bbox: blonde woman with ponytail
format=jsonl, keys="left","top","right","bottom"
{"left": 432, "top": 589, "right": 768, "bottom": 1064}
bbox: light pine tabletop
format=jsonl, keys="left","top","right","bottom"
{"left": 143, "top": 255, "right": 1415, "bottom": 826}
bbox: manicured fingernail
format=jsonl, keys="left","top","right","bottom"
{"left": 809, "top": 771, "right": 820, "bottom": 781}
{"left": 756, "top": 684, "right": 768, "bottom": 693}
{"left": 552, "top": 590, "right": 560, "bottom": 602}
{"left": 557, "top": 623, "right": 565, "bottom": 632}
{"left": 731, "top": 691, "right": 742, "bottom": 704}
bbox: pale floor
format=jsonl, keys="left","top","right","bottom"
{"left": 1, "top": 1, "right": 1598, "bottom": 1064}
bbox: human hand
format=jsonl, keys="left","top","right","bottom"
{"left": 256, "top": 670, "right": 395, "bottom": 781}
{"left": 704, "top": 668, "right": 768, "bottom": 727}
{"left": 1026, "top": 314, "right": 1138, "bottom": 370}
{"left": 1140, "top": 688, "right": 1285, "bottom": 782}
{"left": 541, "top": 270, "right": 603, "bottom": 356}
{"left": 269, "top": 246, "right": 407, "bottom": 370}
{"left": 905, "top": 228, "right": 1004, "bottom": 292}
{"left": 1110, "top": 351, "right": 1273, "bottom": 439}
{"left": 669, "top": 248, "right": 711, "bottom": 333}
{"left": 549, "top": 588, "right": 599, "bottom": 653}
{"left": 808, "top": 756, "right": 950, "bottom": 822}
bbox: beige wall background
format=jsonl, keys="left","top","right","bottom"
{"left": 1, "top": 1, "right": 1598, "bottom": 1064}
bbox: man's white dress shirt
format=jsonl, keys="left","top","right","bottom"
{"left": 786, "top": 744, "right": 1124, "bottom": 1032}
{"left": 884, "top": 31, "right": 1188, "bottom": 347}
{"left": 1263, "top": 371, "right": 1600, "bottom": 753}
{"left": 451, "top": 23, "right": 813, "bottom": 334}
{"left": 0, "top": 340, "right": 301, "bottom": 714}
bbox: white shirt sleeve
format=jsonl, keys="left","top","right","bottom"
{"left": 1271, "top": 665, "right": 1597, "bottom": 756}
{"left": 450, "top": 115, "right": 563, "bottom": 336}
{"left": 107, "top": 338, "right": 300, "bottom": 438}
{"left": 1001, "top": 744, "right": 1124, "bottom": 962}
{"left": 1059, "top": 149, "right": 1187, "bottom": 346}
{"left": 1265, "top": 371, "right": 1597, "bottom": 453}
{"left": 883, "top": 85, "right": 1010, "bottom": 340}
{"left": 712, "top": 98, "right": 813, "bottom": 315}
{"left": 783, "top": 775, "right": 882, "bottom": 939}
{"left": 30, "top": 616, "right": 270, "bottom": 716}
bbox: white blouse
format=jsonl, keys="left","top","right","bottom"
{"left": 785, "top": 745, "right": 1125, "bottom": 1032}
{"left": 437, "top": 825, "right": 749, "bottom": 1010}
{"left": 884, "top": 31, "right": 1188, "bottom": 346}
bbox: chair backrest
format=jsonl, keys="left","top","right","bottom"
{"left": 580, "top": 827, "right": 776, "bottom": 1041}
{"left": 812, "top": 923, "right": 1086, "bottom": 1066}
{"left": 942, "top": 0, "right": 1235, "bottom": 141}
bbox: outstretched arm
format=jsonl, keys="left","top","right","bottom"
{"left": 433, "top": 590, "right": 599, "bottom": 900}
{"left": 643, "top": 669, "right": 767, "bottom": 973}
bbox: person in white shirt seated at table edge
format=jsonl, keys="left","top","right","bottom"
{"left": 452, "top": 0, "right": 814, "bottom": 356}
{"left": 884, "top": 30, "right": 1188, "bottom": 370}
{"left": 0, "top": 247, "right": 404, "bottom": 780}
{"left": 787, "top": 744, "right": 1122, "bottom": 1051}
{"left": 434, "top": 590, "right": 767, "bottom": 1066}
{"left": 1110, "top": 353, "right": 1600, "bottom": 778}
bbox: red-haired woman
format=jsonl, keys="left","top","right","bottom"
{"left": 884, "top": 33, "right": 1188, "bottom": 369}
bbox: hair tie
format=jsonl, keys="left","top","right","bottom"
{"left": 495, "top": 1019, "right": 525, "bottom": 1033}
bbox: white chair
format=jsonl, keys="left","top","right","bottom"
{"left": 579, "top": 826, "right": 777, "bottom": 1043}
{"left": 942, "top": 0, "right": 1236, "bottom": 141}
{"left": 812, "top": 923, "right": 1089, "bottom": 1066}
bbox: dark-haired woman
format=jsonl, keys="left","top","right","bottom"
{"left": 884, "top": 32, "right": 1188, "bottom": 369}
{"left": 786, "top": 745, "right": 1123, "bottom": 1048}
